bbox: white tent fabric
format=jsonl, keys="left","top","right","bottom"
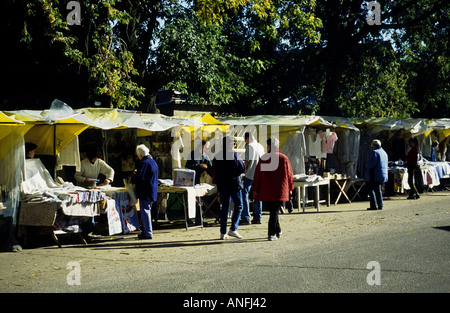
{"left": 218, "top": 115, "right": 333, "bottom": 127}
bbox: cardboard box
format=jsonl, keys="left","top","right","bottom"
{"left": 173, "top": 169, "right": 196, "bottom": 186}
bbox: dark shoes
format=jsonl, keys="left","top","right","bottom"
{"left": 367, "top": 207, "right": 382, "bottom": 210}
{"left": 137, "top": 233, "right": 152, "bottom": 240}
{"left": 241, "top": 219, "right": 262, "bottom": 225}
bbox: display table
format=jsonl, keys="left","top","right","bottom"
{"left": 158, "top": 183, "right": 216, "bottom": 230}
{"left": 18, "top": 201, "right": 99, "bottom": 247}
{"left": 294, "top": 179, "right": 330, "bottom": 212}
{"left": 101, "top": 184, "right": 217, "bottom": 232}
{"left": 330, "top": 178, "right": 367, "bottom": 204}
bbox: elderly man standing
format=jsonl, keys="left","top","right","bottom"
{"left": 130, "top": 144, "right": 159, "bottom": 239}
{"left": 365, "top": 139, "right": 388, "bottom": 210}
{"left": 253, "top": 137, "right": 294, "bottom": 241}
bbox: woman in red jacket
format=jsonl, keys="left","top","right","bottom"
{"left": 253, "top": 137, "right": 294, "bottom": 241}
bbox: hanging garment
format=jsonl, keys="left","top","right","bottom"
{"left": 319, "top": 131, "right": 338, "bottom": 154}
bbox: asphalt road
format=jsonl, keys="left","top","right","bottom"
{"left": 1, "top": 191, "right": 449, "bottom": 299}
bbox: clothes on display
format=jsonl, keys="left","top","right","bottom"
{"left": 281, "top": 131, "right": 307, "bottom": 175}
{"left": 305, "top": 129, "right": 326, "bottom": 158}
{"left": 21, "top": 158, "right": 106, "bottom": 205}
{"left": 56, "top": 136, "right": 81, "bottom": 172}
{"left": 389, "top": 161, "right": 450, "bottom": 191}
{"left": 320, "top": 130, "right": 338, "bottom": 154}
{"left": 112, "top": 191, "right": 139, "bottom": 234}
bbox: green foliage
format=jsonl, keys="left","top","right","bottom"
{"left": 7, "top": 0, "right": 448, "bottom": 118}
{"left": 157, "top": 17, "right": 263, "bottom": 106}
{"left": 23, "top": 0, "right": 145, "bottom": 108}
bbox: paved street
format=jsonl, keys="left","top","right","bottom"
{"left": 1, "top": 191, "right": 449, "bottom": 299}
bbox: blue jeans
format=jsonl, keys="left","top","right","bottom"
{"left": 219, "top": 190, "right": 243, "bottom": 235}
{"left": 241, "top": 177, "right": 262, "bottom": 222}
{"left": 139, "top": 199, "right": 153, "bottom": 237}
{"left": 368, "top": 182, "right": 383, "bottom": 209}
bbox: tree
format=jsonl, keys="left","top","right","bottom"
{"left": 2, "top": 0, "right": 144, "bottom": 109}
{"left": 157, "top": 16, "right": 263, "bottom": 107}
{"left": 314, "top": 0, "right": 448, "bottom": 117}
{"left": 192, "top": 0, "right": 323, "bottom": 114}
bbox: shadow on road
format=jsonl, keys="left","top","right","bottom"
{"left": 66, "top": 236, "right": 268, "bottom": 251}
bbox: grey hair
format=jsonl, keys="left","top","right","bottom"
{"left": 136, "top": 144, "right": 150, "bottom": 158}
{"left": 371, "top": 139, "right": 382, "bottom": 148}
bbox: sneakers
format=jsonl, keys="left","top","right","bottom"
{"left": 220, "top": 230, "right": 243, "bottom": 240}
{"left": 268, "top": 232, "right": 282, "bottom": 241}
{"left": 228, "top": 230, "right": 243, "bottom": 239}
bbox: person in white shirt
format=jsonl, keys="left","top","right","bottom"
{"left": 241, "top": 132, "right": 265, "bottom": 224}
{"left": 75, "top": 148, "right": 114, "bottom": 187}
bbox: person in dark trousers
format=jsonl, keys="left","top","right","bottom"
{"left": 252, "top": 137, "right": 294, "bottom": 241}
{"left": 365, "top": 139, "right": 388, "bottom": 210}
{"left": 405, "top": 138, "right": 420, "bottom": 199}
{"left": 213, "top": 136, "right": 246, "bottom": 240}
{"left": 130, "top": 144, "right": 159, "bottom": 239}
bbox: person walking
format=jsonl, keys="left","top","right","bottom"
{"left": 241, "top": 132, "right": 265, "bottom": 225}
{"left": 365, "top": 139, "right": 388, "bottom": 210}
{"left": 213, "top": 136, "right": 246, "bottom": 239}
{"left": 253, "top": 137, "right": 294, "bottom": 241}
{"left": 130, "top": 144, "right": 159, "bottom": 239}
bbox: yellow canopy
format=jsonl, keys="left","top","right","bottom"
{"left": 172, "top": 112, "right": 228, "bottom": 139}
{"left": 4, "top": 110, "right": 89, "bottom": 155}
{"left": 0, "top": 112, "right": 31, "bottom": 162}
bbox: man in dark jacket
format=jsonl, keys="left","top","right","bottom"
{"left": 365, "top": 139, "right": 388, "bottom": 210}
{"left": 131, "top": 144, "right": 159, "bottom": 239}
{"left": 213, "top": 136, "right": 246, "bottom": 239}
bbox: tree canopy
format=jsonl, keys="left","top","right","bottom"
{"left": 1, "top": 0, "right": 448, "bottom": 118}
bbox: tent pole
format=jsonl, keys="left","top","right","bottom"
{"left": 102, "top": 129, "right": 108, "bottom": 164}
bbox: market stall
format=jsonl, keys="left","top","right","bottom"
{"left": 17, "top": 158, "right": 104, "bottom": 247}
{"left": 216, "top": 115, "right": 361, "bottom": 209}
{"left": 351, "top": 117, "right": 450, "bottom": 196}
{"left": 0, "top": 112, "right": 28, "bottom": 251}
{"left": 2, "top": 103, "right": 212, "bottom": 245}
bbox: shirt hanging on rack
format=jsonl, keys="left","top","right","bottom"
{"left": 319, "top": 130, "right": 338, "bottom": 154}
{"left": 306, "top": 129, "right": 326, "bottom": 158}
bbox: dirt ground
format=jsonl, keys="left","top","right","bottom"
{"left": 1, "top": 189, "right": 449, "bottom": 292}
